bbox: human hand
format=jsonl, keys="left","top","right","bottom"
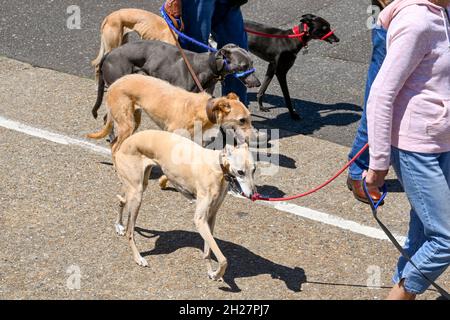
{"left": 364, "top": 169, "right": 389, "bottom": 189}
{"left": 164, "top": 0, "right": 184, "bottom": 30}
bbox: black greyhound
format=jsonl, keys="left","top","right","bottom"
{"left": 245, "top": 14, "right": 340, "bottom": 120}
{"left": 91, "top": 40, "right": 260, "bottom": 119}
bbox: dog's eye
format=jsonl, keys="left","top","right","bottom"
{"left": 239, "top": 118, "right": 246, "bottom": 124}
{"left": 237, "top": 170, "right": 245, "bottom": 176}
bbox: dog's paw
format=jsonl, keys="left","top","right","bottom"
{"left": 159, "top": 176, "right": 169, "bottom": 190}
{"left": 115, "top": 223, "right": 126, "bottom": 236}
{"left": 208, "top": 271, "right": 224, "bottom": 282}
{"left": 135, "top": 256, "right": 149, "bottom": 267}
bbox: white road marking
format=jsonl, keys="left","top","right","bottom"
{"left": 261, "top": 201, "right": 406, "bottom": 243}
{"left": 0, "top": 116, "right": 110, "bottom": 156}
{"left": 0, "top": 115, "right": 406, "bottom": 244}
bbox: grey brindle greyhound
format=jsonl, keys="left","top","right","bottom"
{"left": 91, "top": 40, "right": 260, "bottom": 119}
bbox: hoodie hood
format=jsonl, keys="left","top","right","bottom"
{"left": 378, "top": 0, "right": 445, "bottom": 29}
{"left": 378, "top": 0, "right": 450, "bottom": 47}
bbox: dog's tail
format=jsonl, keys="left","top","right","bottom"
{"left": 91, "top": 19, "right": 108, "bottom": 79}
{"left": 91, "top": 54, "right": 108, "bottom": 119}
{"left": 87, "top": 109, "right": 113, "bottom": 140}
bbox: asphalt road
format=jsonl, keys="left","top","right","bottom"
{"left": 0, "top": 0, "right": 373, "bottom": 147}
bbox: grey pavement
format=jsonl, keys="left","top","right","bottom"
{"left": 0, "top": 57, "right": 448, "bottom": 299}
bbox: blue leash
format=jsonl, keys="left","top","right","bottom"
{"left": 362, "top": 179, "right": 450, "bottom": 299}
{"left": 160, "top": 6, "right": 256, "bottom": 79}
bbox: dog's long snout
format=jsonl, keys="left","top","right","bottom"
{"left": 241, "top": 73, "right": 261, "bottom": 88}
{"left": 326, "top": 34, "right": 340, "bottom": 44}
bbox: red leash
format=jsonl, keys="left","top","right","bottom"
{"left": 244, "top": 27, "right": 307, "bottom": 39}
{"left": 245, "top": 23, "right": 336, "bottom": 43}
{"left": 251, "top": 143, "right": 369, "bottom": 202}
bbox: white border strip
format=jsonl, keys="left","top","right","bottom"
{"left": 0, "top": 115, "right": 406, "bottom": 244}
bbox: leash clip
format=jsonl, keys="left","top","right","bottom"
{"left": 303, "top": 45, "right": 309, "bottom": 55}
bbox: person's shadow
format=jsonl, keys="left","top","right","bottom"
{"left": 136, "top": 228, "right": 307, "bottom": 293}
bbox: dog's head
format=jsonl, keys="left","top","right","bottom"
{"left": 215, "top": 44, "right": 261, "bottom": 88}
{"left": 221, "top": 143, "right": 257, "bottom": 199}
{"left": 299, "top": 14, "right": 340, "bottom": 44}
{"left": 206, "top": 93, "right": 253, "bottom": 144}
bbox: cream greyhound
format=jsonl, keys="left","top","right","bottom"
{"left": 92, "top": 8, "right": 176, "bottom": 79}
{"left": 114, "top": 130, "right": 257, "bottom": 281}
{"left": 87, "top": 74, "right": 255, "bottom": 156}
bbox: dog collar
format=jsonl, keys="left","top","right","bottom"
{"left": 219, "top": 152, "right": 249, "bottom": 198}
{"left": 209, "top": 53, "right": 226, "bottom": 82}
{"left": 205, "top": 98, "right": 217, "bottom": 124}
{"left": 292, "top": 23, "right": 309, "bottom": 45}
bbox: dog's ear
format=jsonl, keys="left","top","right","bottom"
{"left": 226, "top": 92, "right": 240, "bottom": 101}
{"left": 217, "top": 48, "right": 232, "bottom": 60}
{"left": 220, "top": 155, "right": 231, "bottom": 174}
{"left": 217, "top": 44, "right": 238, "bottom": 59}
{"left": 206, "top": 98, "right": 232, "bottom": 124}
{"left": 220, "top": 144, "right": 235, "bottom": 173}
{"left": 300, "top": 14, "right": 316, "bottom": 23}
{"left": 214, "top": 98, "right": 232, "bottom": 114}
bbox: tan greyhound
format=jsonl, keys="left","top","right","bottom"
{"left": 91, "top": 8, "right": 176, "bottom": 79}
{"left": 87, "top": 74, "right": 255, "bottom": 157}
{"left": 113, "top": 130, "right": 257, "bottom": 281}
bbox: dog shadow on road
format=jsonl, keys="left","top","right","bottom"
{"left": 248, "top": 93, "right": 362, "bottom": 139}
{"left": 136, "top": 228, "right": 307, "bottom": 293}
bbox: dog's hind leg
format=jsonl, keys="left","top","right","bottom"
{"left": 123, "top": 162, "right": 153, "bottom": 267}
{"left": 103, "top": 24, "right": 123, "bottom": 53}
{"left": 115, "top": 188, "right": 127, "bottom": 236}
{"left": 257, "top": 63, "right": 276, "bottom": 112}
{"left": 111, "top": 103, "right": 136, "bottom": 155}
{"left": 276, "top": 67, "right": 300, "bottom": 120}
{"left": 124, "top": 186, "right": 147, "bottom": 267}
{"left": 133, "top": 108, "right": 142, "bottom": 133}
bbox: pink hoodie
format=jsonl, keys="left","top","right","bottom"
{"left": 367, "top": 0, "right": 450, "bottom": 170}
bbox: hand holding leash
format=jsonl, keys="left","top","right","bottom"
{"left": 164, "top": 0, "right": 184, "bottom": 31}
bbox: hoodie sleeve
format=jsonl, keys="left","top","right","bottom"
{"left": 367, "top": 7, "right": 431, "bottom": 171}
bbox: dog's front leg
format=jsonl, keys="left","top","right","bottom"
{"left": 202, "top": 212, "right": 217, "bottom": 274}
{"left": 194, "top": 198, "right": 227, "bottom": 281}
{"left": 257, "top": 63, "right": 276, "bottom": 112}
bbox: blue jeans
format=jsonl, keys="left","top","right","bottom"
{"left": 348, "top": 28, "right": 387, "bottom": 180}
{"left": 391, "top": 147, "right": 450, "bottom": 294}
{"left": 181, "top": 0, "right": 248, "bottom": 105}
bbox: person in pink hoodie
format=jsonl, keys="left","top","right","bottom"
{"left": 365, "top": 0, "right": 450, "bottom": 299}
